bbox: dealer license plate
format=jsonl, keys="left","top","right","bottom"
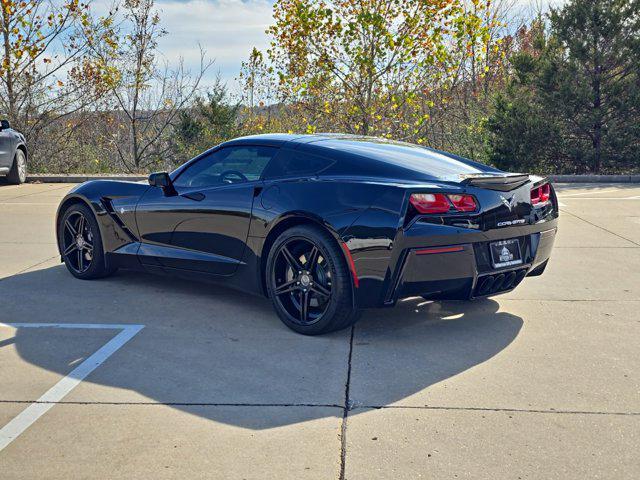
{"left": 490, "top": 239, "right": 523, "bottom": 268}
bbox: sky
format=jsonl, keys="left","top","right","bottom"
{"left": 93, "top": 0, "right": 569, "bottom": 93}
{"left": 151, "top": 0, "right": 274, "bottom": 90}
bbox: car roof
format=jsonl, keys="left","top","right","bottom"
{"left": 225, "top": 133, "right": 498, "bottom": 179}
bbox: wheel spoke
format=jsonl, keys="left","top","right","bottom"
{"left": 65, "top": 219, "right": 77, "bottom": 236}
{"left": 281, "top": 246, "right": 303, "bottom": 272}
{"left": 310, "top": 282, "right": 331, "bottom": 298}
{"left": 76, "top": 215, "right": 85, "bottom": 235}
{"left": 300, "top": 291, "right": 310, "bottom": 323}
{"left": 275, "top": 280, "right": 298, "bottom": 296}
{"left": 306, "top": 246, "right": 320, "bottom": 272}
{"left": 64, "top": 243, "right": 78, "bottom": 256}
{"left": 77, "top": 249, "right": 84, "bottom": 271}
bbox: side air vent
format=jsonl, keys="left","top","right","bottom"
{"left": 101, "top": 198, "right": 138, "bottom": 242}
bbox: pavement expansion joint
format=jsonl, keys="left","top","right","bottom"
{"left": 339, "top": 325, "right": 355, "bottom": 480}
{"left": 560, "top": 209, "right": 640, "bottom": 247}
{"left": 354, "top": 405, "right": 640, "bottom": 416}
{"left": 1, "top": 184, "right": 71, "bottom": 202}
{"left": 0, "top": 255, "right": 59, "bottom": 283}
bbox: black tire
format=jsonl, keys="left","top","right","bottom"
{"left": 58, "top": 202, "right": 117, "bottom": 280}
{"left": 7, "top": 149, "right": 27, "bottom": 184}
{"left": 266, "top": 224, "right": 360, "bottom": 335}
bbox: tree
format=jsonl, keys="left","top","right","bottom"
{"left": 90, "top": 0, "right": 212, "bottom": 171}
{"left": 265, "top": 0, "right": 492, "bottom": 137}
{"left": 0, "top": 0, "right": 115, "bottom": 164}
{"left": 174, "top": 78, "right": 240, "bottom": 160}
{"left": 238, "top": 47, "right": 277, "bottom": 131}
{"left": 418, "top": 0, "right": 519, "bottom": 160}
{"left": 546, "top": 0, "right": 640, "bottom": 173}
{"left": 487, "top": 1, "right": 640, "bottom": 174}
{"left": 486, "top": 20, "right": 569, "bottom": 173}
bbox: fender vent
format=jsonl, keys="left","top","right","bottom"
{"left": 102, "top": 198, "right": 139, "bottom": 242}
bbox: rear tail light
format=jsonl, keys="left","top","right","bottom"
{"left": 531, "top": 183, "right": 551, "bottom": 206}
{"left": 410, "top": 193, "right": 450, "bottom": 214}
{"left": 409, "top": 193, "right": 478, "bottom": 214}
{"left": 448, "top": 194, "right": 477, "bottom": 212}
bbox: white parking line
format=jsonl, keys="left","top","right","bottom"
{"left": 558, "top": 196, "right": 640, "bottom": 200}
{"left": 0, "top": 202, "right": 58, "bottom": 206}
{"left": 0, "top": 323, "right": 144, "bottom": 452}
{"left": 557, "top": 188, "right": 624, "bottom": 197}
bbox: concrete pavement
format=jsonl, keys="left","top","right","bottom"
{"left": 0, "top": 182, "right": 638, "bottom": 479}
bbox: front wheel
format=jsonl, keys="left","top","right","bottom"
{"left": 266, "top": 225, "right": 360, "bottom": 335}
{"left": 6, "top": 149, "right": 27, "bottom": 184}
{"left": 59, "top": 203, "right": 117, "bottom": 280}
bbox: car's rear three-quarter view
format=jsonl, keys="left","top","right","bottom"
{"left": 55, "top": 134, "right": 558, "bottom": 335}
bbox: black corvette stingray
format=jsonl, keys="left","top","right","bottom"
{"left": 56, "top": 134, "right": 558, "bottom": 334}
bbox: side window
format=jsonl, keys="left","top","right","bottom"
{"left": 262, "top": 149, "right": 335, "bottom": 179}
{"left": 173, "top": 146, "right": 277, "bottom": 188}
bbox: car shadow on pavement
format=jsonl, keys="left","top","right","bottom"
{"left": 4, "top": 264, "right": 522, "bottom": 429}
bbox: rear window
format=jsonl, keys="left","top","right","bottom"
{"left": 320, "top": 139, "right": 485, "bottom": 180}
{"left": 263, "top": 149, "right": 334, "bottom": 179}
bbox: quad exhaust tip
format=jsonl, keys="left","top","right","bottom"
{"left": 475, "top": 269, "right": 527, "bottom": 296}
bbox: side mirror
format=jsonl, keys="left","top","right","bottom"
{"left": 0, "top": 119, "right": 10, "bottom": 131}
{"left": 148, "top": 172, "right": 176, "bottom": 195}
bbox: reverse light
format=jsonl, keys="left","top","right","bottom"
{"left": 409, "top": 193, "right": 478, "bottom": 214}
{"left": 531, "top": 183, "right": 551, "bottom": 206}
{"left": 448, "top": 194, "right": 478, "bottom": 212}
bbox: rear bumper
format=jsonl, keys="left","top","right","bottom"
{"left": 387, "top": 227, "right": 556, "bottom": 303}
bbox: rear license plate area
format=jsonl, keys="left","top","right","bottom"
{"left": 490, "top": 239, "right": 523, "bottom": 268}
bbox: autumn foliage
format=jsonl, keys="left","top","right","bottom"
{"left": 1, "top": 0, "right": 639, "bottom": 174}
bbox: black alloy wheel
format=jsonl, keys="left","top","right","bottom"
{"left": 62, "top": 210, "right": 94, "bottom": 274}
{"left": 59, "top": 203, "right": 117, "bottom": 280}
{"left": 272, "top": 237, "right": 333, "bottom": 326}
{"left": 267, "top": 225, "right": 360, "bottom": 335}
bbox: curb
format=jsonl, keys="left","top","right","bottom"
{"left": 549, "top": 175, "right": 640, "bottom": 183}
{"left": 27, "top": 174, "right": 146, "bottom": 183}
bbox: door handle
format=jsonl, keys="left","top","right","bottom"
{"left": 181, "top": 192, "right": 205, "bottom": 201}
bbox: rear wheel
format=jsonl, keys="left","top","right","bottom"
{"left": 7, "top": 149, "right": 27, "bottom": 184}
{"left": 59, "top": 203, "right": 117, "bottom": 279}
{"left": 266, "top": 225, "right": 360, "bottom": 335}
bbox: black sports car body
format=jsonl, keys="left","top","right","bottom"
{"left": 56, "top": 134, "right": 558, "bottom": 334}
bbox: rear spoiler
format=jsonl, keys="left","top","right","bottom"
{"left": 459, "top": 173, "right": 530, "bottom": 191}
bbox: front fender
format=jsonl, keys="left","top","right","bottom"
{"left": 56, "top": 180, "right": 150, "bottom": 257}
